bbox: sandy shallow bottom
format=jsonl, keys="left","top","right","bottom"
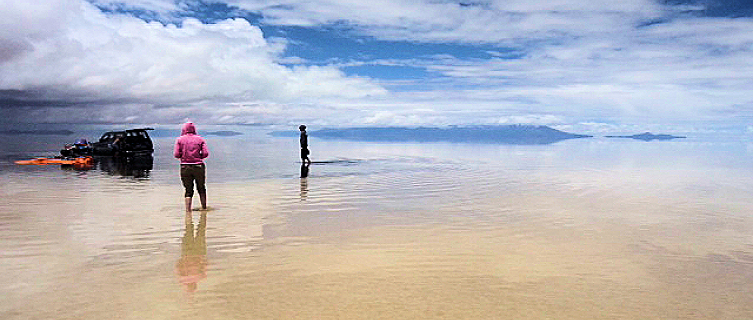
{"left": 2, "top": 167, "right": 753, "bottom": 319}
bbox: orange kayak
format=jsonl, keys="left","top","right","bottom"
{"left": 15, "top": 157, "right": 94, "bottom": 166}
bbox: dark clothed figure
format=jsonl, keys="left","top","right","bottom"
{"left": 299, "top": 125, "right": 310, "bottom": 164}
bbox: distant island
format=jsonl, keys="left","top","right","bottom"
{"left": 605, "top": 132, "right": 686, "bottom": 141}
{"left": 204, "top": 130, "right": 243, "bottom": 137}
{"left": 272, "top": 125, "right": 592, "bottom": 145}
{"left": 0, "top": 129, "right": 74, "bottom": 135}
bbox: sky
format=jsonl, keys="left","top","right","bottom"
{"left": 1, "top": 0, "right": 752, "bottom": 133}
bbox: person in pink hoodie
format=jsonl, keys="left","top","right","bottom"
{"left": 174, "top": 122, "right": 209, "bottom": 212}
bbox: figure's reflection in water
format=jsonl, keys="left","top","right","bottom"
{"left": 300, "top": 163, "right": 309, "bottom": 201}
{"left": 301, "top": 162, "right": 309, "bottom": 178}
{"left": 176, "top": 211, "right": 207, "bottom": 294}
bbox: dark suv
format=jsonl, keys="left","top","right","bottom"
{"left": 91, "top": 128, "right": 154, "bottom": 156}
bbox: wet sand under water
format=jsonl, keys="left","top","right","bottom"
{"left": 2, "top": 169, "right": 753, "bottom": 319}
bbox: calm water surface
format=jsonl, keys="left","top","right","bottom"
{"left": 1, "top": 126, "right": 753, "bottom": 319}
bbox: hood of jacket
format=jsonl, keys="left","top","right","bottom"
{"left": 181, "top": 122, "right": 197, "bottom": 135}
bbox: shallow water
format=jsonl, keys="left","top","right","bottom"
{"left": 1, "top": 127, "right": 753, "bottom": 319}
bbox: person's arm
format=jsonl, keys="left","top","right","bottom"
{"left": 200, "top": 140, "right": 209, "bottom": 159}
{"left": 174, "top": 139, "right": 183, "bottom": 159}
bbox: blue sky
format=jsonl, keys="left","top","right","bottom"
{"left": 1, "top": 0, "right": 752, "bottom": 134}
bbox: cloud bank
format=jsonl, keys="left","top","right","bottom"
{"left": 0, "top": 0, "right": 385, "bottom": 123}
{"left": 1, "top": 0, "right": 752, "bottom": 131}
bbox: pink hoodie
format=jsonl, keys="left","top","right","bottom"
{"left": 174, "top": 123, "right": 209, "bottom": 164}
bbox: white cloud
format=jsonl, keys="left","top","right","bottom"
{"left": 222, "top": 0, "right": 664, "bottom": 45}
{"left": 0, "top": 0, "right": 385, "bottom": 106}
{"left": 88, "top": 0, "right": 179, "bottom": 11}
{"left": 360, "top": 14, "right": 753, "bottom": 121}
{"left": 218, "top": 1, "right": 753, "bottom": 125}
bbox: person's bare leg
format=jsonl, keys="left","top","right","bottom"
{"left": 185, "top": 197, "right": 192, "bottom": 212}
{"left": 199, "top": 193, "right": 207, "bottom": 210}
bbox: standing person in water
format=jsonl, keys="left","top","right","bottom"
{"left": 174, "top": 122, "right": 209, "bottom": 212}
{"left": 299, "top": 125, "right": 311, "bottom": 165}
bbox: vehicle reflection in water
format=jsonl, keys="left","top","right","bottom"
{"left": 176, "top": 211, "right": 207, "bottom": 294}
{"left": 97, "top": 155, "right": 153, "bottom": 178}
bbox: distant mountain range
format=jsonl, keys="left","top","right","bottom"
{"left": 146, "top": 129, "right": 244, "bottom": 137}
{"left": 605, "top": 132, "right": 686, "bottom": 141}
{"left": 272, "top": 125, "right": 592, "bottom": 145}
{"left": 204, "top": 130, "right": 243, "bottom": 136}
{"left": 0, "top": 129, "right": 74, "bottom": 135}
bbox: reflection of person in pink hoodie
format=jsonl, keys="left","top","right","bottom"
{"left": 176, "top": 211, "right": 207, "bottom": 294}
{"left": 174, "top": 122, "right": 209, "bottom": 211}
